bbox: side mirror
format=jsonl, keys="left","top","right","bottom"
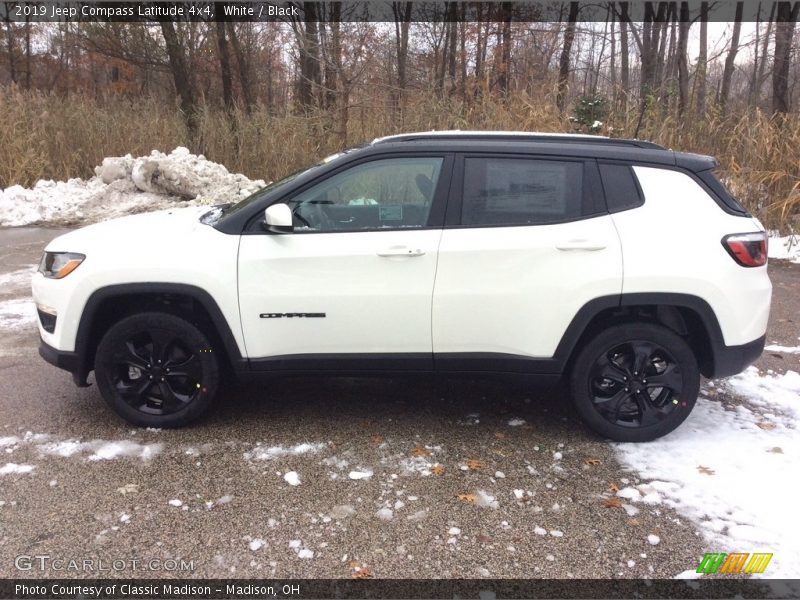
{"left": 264, "top": 203, "right": 293, "bottom": 233}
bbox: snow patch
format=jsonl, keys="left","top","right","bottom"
{"left": 614, "top": 368, "right": 800, "bottom": 577}
{"left": 0, "top": 298, "right": 36, "bottom": 330}
{"left": 768, "top": 234, "right": 800, "bottom": 263}
{"left": 283, "top": 471, "right": 301, "bottom": 486}
{"left": 0, "top": 463, "right": 34, "bottom": 475}
{"left": 348, "top": 469, "right": 373, "bottom": 480}
{"left": 244, "top": 442, "right": 325, "bottom": 461}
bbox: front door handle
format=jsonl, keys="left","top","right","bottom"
{"left": 556, "top": 239, "right": 607, "bottom": 251}
{"left": 377, "top": 246, "right": 426, "bottom": 257}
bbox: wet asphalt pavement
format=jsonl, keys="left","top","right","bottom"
{"left": 0, "top": 226, "right": 793, "bottom": 583}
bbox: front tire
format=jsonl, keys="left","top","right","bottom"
{"left": 570, "top": 323, "right": 699, "bottom": 442}
{"left": 95, "top": 312, "right": 219, "bottom": 427}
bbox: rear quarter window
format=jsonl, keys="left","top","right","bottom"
{"left": 599, "top": 163, "right": 644, "bottom": 213}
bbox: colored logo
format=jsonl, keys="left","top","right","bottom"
{"left": 696, "top": 552, "right": 773, "bottom": 574}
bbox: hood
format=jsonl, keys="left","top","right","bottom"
{"left": 44, "top": 206, "right": 212, "bottom": 254}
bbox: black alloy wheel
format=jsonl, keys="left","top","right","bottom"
{"left": 570, "top": 323, "right": 700, "bottom": 442}
{"left": 95, "top": 312, "right": 219, "bottom": 427}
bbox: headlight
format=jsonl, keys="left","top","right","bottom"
{"left": 38, "top": 252, "right": 85, "bottom": 279}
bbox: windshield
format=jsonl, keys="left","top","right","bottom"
{"left": 203, "top": 145, "right": 368, "bottom": 226}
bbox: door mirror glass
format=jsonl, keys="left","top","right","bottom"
{"left": 264, "top": 203, "right": 293, "bottom": 233}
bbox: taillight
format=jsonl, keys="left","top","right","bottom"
{"left": 721, "top": 232, "right": 768, "bottom": 267}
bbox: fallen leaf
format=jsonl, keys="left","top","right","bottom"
{"left": 584, "top": 458, "right": 602, "bottom": 466}
{"left": 757, "top": 421, "right": 777, "bottom": 431}
{"left": 607, "top": 483, "right": 620, "bottom": 494}
{"left": 370, "top": 435, "right": 384, "bottom": 444}
{"left": 465, "top": 459, "right": 484, "bottom": 470}
{"left": 431, "top": 465, "right": 445, "bottom": 476}
{"left": 348, "top": 560, "right": 360, "bottom": 568}
{"left": 352, "top": 567, "right": 372, "bottom": 579}
{"left": 768, "top": 446, "right": 784, "bottom": 454}
{"left": 628, "top": 518, "right": 640, "bottom": 527}
{"left": 494, "top": 431, "right": 507, "bottom": 440}
{"left": 697, "top": 465, "right": 715, "bottom": 476}
{"left": 477, "top": 534, "right": 492, "bottom": 544}
{"left": 603, "top": 498, "right": 623, "bottom": 508}
{"left": 457, "top": 494, "right": 477, "bottom": 504}
{"left": 410, "top": 446, "right": 430, "bottom": 457}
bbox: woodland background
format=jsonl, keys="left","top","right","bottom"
{"left": 1, "top": 1, "right": 799, "bottom": 229}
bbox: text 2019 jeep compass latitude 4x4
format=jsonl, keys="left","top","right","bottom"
{"left": 33, "top": 132, "right": 772, "bottom": 442}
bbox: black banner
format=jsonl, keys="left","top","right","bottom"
{"left": 0, "top": 1, "right": 789, "bottom": 23}
{"left": 3, "top": 578, "right": 800, "bottom": 599}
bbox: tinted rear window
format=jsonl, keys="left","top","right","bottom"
{"left": 462, "top": 158, "right": 586, "bottom": 226}
{"left": 599, "top": 163, "right": 644, "bottom": 213}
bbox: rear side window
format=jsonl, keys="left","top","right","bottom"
{"left": 599, "top": 163, "right": 644, "bottom": 213}
{"left": 462, "top": 158, "right": 585, "bottom": 226}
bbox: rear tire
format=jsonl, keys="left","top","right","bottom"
{"left": 95, "top": 312, "right": 219, "bottom": 428}
{"left": 570, "top": 323, "right": 699, "bottom": 442}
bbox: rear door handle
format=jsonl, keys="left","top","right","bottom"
{"left": 377, "top": 246, "right": 426, "bottom": 257}
{"left": 555, "top": 239, "right": 607, "bottom": 251}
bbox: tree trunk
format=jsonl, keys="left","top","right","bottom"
{"left": 677, "top": 2, "right": 690, "bottom": 115}
{"left": 773, "top": 1, "right": 800, "bottom": 115}
{"left": 215, "top": 6, "right": 234, "bottom": 112}
{"left": 756, "top": 3, "right": 776, "bottom": 105}
{"left": 719, "top": 1, "right": 743, "bottom": 110}
{"left": 5, "top": 19, "right": 16, "bottom": 84}
{"left": 696, "top": 1, "right": 708, "bottom": 116}
{"left": 557, "top": 1, "right": 579, "bottom": 113}
{"left": 610, "top": 7, "right": 617, "bottom": 106}
{"left": 24, "top": 15, "right": 31, "bottom": 89}
{"left": 227, "top": 23, "right": 254, "bottom": 115}
{"left": 297, "top": 2, "right": 322, "bottom": 111}
{"left": 391, "top": 1, "right": 412, "bottom": 119}
{"left": 160, "top": 21, "right": 199, "bottom": 135}
{"left": 620, "top": 3, "right": 629, "bottom": 109}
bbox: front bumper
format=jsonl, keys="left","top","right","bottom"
{"left": 39, "top": 337, "right": 91, "bottom": 387}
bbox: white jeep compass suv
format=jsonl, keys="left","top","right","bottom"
{"left": 32, "top": 131, "right": 772, "bottom": 442}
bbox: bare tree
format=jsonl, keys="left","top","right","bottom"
{"left": 677, "top": 2, "right": 691, "bottom": 114}
{"left": 696, "top": 1, "right": 709, "bottom": 116}
{"left": 773, "top": 0, "right": 800, "bottom": 114}
{"left": 160, "top": 22, "right": 199, "bottom": 134}
{"left": 214, "top": 5, "right": 233, "bottom": 112}
{"left": 557, "top": 1, "right": 579, "bottom": 113}
{"left": 718, "top": 1, "right": 744, "bottom": 110}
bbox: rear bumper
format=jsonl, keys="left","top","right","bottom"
{"left": 39, "top": 337, "right": 91, "bottom": 387}
{"left": 709, "top": 334, "right": 765, "bottom": 379}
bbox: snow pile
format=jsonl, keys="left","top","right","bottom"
{"left": 768, "top": 234, "right": 800, "bottom": 263}
{"left": 0, "top": 147, "right": 266, "bottom": 227}
{"left": 614, "top": 369, "right": 800, "bottom": 577}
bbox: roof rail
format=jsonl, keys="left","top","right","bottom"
{"left": 371, "top": 130, "right": 665, "bottom": 150}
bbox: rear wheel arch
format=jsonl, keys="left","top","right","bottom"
{"left": 557, "top": 293, "right": 722, "bottom": 377}
{"left": 75, "top": 284, "right": 244, "bottom": 382}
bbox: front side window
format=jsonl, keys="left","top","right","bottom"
{"left": 286, "top": 157, "right": 443, "bottom": 232}
{"left": 462, "top": 158, "right": 584, "bottom": 226}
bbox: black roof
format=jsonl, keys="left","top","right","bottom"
{"left": 372, "top": 131, "right": 666, "bottom": 150}
{"left": 366, "top": 136, "right": 716, "bottom": 172}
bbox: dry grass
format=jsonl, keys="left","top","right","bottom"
{"left": 1, "top": 88, "right": 798, "bottom": 231}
